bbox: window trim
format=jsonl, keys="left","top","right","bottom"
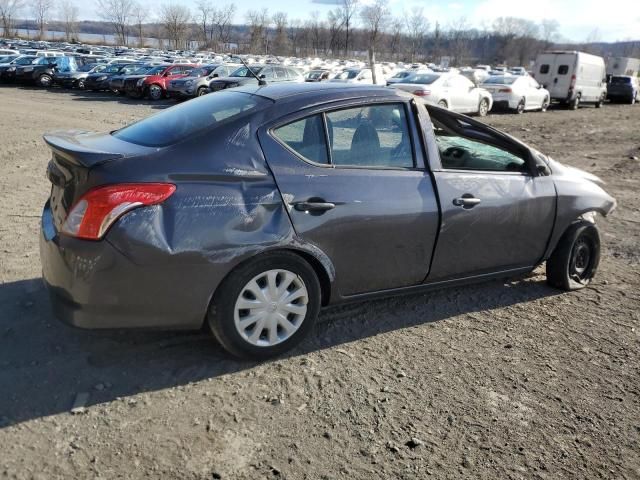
{"left": 269, "top": 100, "right": 420, "bottom": 171}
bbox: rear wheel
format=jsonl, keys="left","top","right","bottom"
{"left": 595, "top": 93, "right": 605, "bottom": 108}
{"left": 541, "top": 97, "right": 550, "bottom": 112}
{"left": 478, "top": 98, "right": 489, "bottom": 117}
{"left": 546, "top": 220, "right": 600, "bottom": 291}
{"left": 38, "top": 74, "right": 52, "bottom": 88}
{"left": 437, "top": 100, "right": 448, "bottom": 109}
{"left": 569, "top": 94, "right": 580, "bottom": 110}
{"left": 515, "top": 98, "right": 526, "bottom": 114}
{"left": 77, "top": 79, "right": 85, "bottom": 89}
{"left": 207, "top": 251, "right": 321, "bottom": 359}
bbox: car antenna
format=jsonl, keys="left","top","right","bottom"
{"left": 232, "top": 54, "right": 267, "bottom": 86}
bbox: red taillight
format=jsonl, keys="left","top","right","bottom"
{"left": 413, "top": 89, "right": 430, "bottom": 96}
{"left": 499, "top": 88, "right": 512, "bottom": 93}
{"left": 570, "top": 74, "right": 576, "bottom": 89}
{"left": 62, "top": 183, "right": 176, "bottom": 240}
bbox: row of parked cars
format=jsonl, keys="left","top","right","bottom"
{"left": 1, "top": 43, "right": 638, "bottom": 115}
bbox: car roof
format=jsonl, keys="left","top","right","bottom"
{"left": 233, "top": 82, "right": 413, "bottom": 102}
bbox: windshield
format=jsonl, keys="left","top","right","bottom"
{"left": 484, "top": 76, "right": 517, "bottom": 85}
{"left": 230, "top": 66, "right": 264, "bottom": 77}
{"left": 610, "top": 76, "right": 631, "bottom": 85}
{"left": 403, "top": 73, "right": 440, "bottom": 84}
{"left": 335, "top": 70, "right": 359, "bottom": 80}
{"left": 113, "top": 91, "right": 271, "bottom": 147}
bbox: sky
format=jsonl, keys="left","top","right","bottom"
{"left": 77, "top": 0, "right": 640, "bottom": 43}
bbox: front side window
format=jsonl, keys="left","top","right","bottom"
{"left": 273, "top": 115, "right": 328, "bottom": 164}
{"left": 326, "top": 104, "right": 413, "bottom": 168}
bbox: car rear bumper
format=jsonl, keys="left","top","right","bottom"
{"left": 39, "top": 201, "right": 206, "bottom": 330}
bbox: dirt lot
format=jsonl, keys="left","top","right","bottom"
{"left": 0, "top": 86, "right": 639, "bottom": 480}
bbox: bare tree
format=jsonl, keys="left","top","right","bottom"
{"left": 246, "top": 8, "right": 269, "bottom": 54}
{"left": 272, "top": 11, "right": 288, "bottom": 55}
{"left": 0, "top": 0, "right": 24, "bottom": 37}
{"left": 31, "top": 0, "right": 53, "bottom": 40}
{"left": 195, "top": 0, "right": 213, "bottom": 44}
{"left": 95, "top": 0, "right": 134, "bottom": 46}
{"left": 212, "top": 3, "right": 236, "bottom": 50}
{"left": 327, "top": 8, "right": 343, "bottom": 56}
{"left": 360, "top": 0, "right": 389, "bottom": 84}
{"left": 340, "top": 0, "right": 358, "bottom": 56}
{"left": 540, "top": 18, "right": 559, "bottom": 48}
{"left": 131, "top": 2, "right": 147, "bottom": 47}
{"left": 405, "top": 6, "right": 428, "bottom": 62}
{"left": 58, "top": 0, "right": 77, "bottom": 41}
{"left": 388, "top": 17, "right": 403, "bottom": 59}
{"left": 448, "top": 16, "right": 470, "bottom": 66}
{"left": 160, "top": 3, "right": 191, "bottom": 49}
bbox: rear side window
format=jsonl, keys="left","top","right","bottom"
{"left": 539, "top": 64, "right": 549, "bottom": 74}
{"left": 113, "top": 91, "right": 270, "bottom": 147}
{"left": 558, "top": 65, "right": 569, "bottom": 75}
{"left": 273, "top": 115, "right": 329, "bottom": 164}
{"left": 326, "top": 104, "right": 413, "bottom": 168}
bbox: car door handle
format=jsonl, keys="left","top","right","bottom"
{"left": 453, "top": 196, "right": 481, "bottom": 209}
{"left": 293, "top": 201, "right": 336, "bottom": 212}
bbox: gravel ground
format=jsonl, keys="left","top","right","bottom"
{"left": 0, "top": 86, "right": 639, "bottom": 480}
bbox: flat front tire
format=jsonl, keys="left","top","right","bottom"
{"left": 546, "top": 221, "right": 601, "bottom": 291}
{"left": 207, "top": 252, "right": 321, "bottom": 359}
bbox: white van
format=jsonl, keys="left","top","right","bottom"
{"left": 533, "top": 51, "right": 607, "bottom": 109}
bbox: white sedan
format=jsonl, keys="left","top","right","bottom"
{"left": 482, "top": 75, "right": 551, "bottom": 113}
{"left": 391, "top": 73, "right": 493, "bottom": 116}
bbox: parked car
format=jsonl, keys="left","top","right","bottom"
{"left": 0, "top": 55, "right": 37, "bottom": 82}
{"left": 606, "top": 75, "right": 639, "bottom": 104}
{"left": 329, "top": 67, "right": 387, "bottom": 85}
{"left": 108, "top": 64, "right": 161, "bottom": 94}
{"left": 167, "top": 64, "right": 239, "bottom": 99}
{"left": 54, "top": 63, "right": 105, "bottom": 89}
{"left": 392, "top": 72, "right": 493, "bottom": 116}
{"left": 39, "top": 83, "right": 616, "bottom": 359}
{"left": 305, "top": 69, "right": 332, "bottom": 82}
{"left": 84, "top": 63, "right": 141, "bottom": 92}
{"left": 125, "top": 64, "right": 194, "bottom": 100}
{"left": 209, "top": 65, "right": 304, "bottom": 92}
{"left": 482, "top": 75, "right": 551, "bottom": 113}
{"left": 533, "top": 51, "right": 607, "bottom": 109}
{"left": 386, "top": 69, "right": 427, "bottom": 86}
{"left": 14, "top": 55, "right": 83, "bottom": 87}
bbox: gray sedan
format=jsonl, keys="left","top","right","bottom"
{"left": 39, "top": 83, "right": 615, "bottom": 359}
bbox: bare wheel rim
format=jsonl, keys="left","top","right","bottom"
{"left": 569, "top": 236, "right": 593, "bottom": 283}
{"left": 149, "top": 85, "right": 162, "bottom": 99}
{"left": 234, "top": 269, "right": 309, "bottom": 347}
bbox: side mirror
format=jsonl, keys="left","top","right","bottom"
{"left": 536, "top": 164, "right": 551, "bottom": 176}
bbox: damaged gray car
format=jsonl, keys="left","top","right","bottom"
{"left": 40, "top": 83, "right": 616, "bottom": 359}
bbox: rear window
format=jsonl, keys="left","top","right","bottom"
{"left": 405, "top": 73, "right": 440, "bottom": 84}
{"left": 558, "top": 65, "right": 569, "bottom": 75}
{"left": 539, "top": 64, "right": 549, "bottom": 74}
{"left": 113, "top": 91, "right": 270, "bottom": 147}
{"left": 610, "top": 76, "right": 631, "bottom": 85}
{"left": 483, "top": 76, "right": 517, "bottom": 85}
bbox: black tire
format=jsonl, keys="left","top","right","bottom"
{"left": 568, "top": 94, "right": 580, "bottom": 110}
{"left": 38, "top": 74, "right": 52, "bottom": 88}
{"left": 77, "top": 79, "right": 85, "bottom": 89}
{"left": 207, "top": 251, "right": 322, "bottom": 359}
{"left": 546, "top": 221, "right": 600, "bottom": 291}
{"left": 437, "top": 100, "right": 448, "bottom": 109}
{"left": 541, "top": 97, "right": 550, "bottom": 112}
{"left": 197, "top": 86, "right": 208, "bottom": 97}
{"left": 595, "top": 93, "right": 605, "bottom": 108}
{"left": 515, "top": 98, "right": 525, "bottom": 114}
{"left": 478, "top": 98, "right": 489, "bottom": 117}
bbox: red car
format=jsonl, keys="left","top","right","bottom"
{"left": 124, "top": 64, "right": 195, "bottom": 100}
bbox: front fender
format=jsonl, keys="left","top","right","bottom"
{"left": 543, "top": 159, "right": 616, "bottom": 260}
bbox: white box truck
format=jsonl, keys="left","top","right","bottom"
{"left": 606, "top": 56, "right": 640, "bottom": 77}
{"left": 533, "top": 51, "right": 607, "bottom": 109}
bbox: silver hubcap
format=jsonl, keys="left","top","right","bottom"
{"left": 150, "top": 85, "right": 161, "bottom": 99}
{"left": 234, "top": 269, "right": 308, "bottom": 347}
